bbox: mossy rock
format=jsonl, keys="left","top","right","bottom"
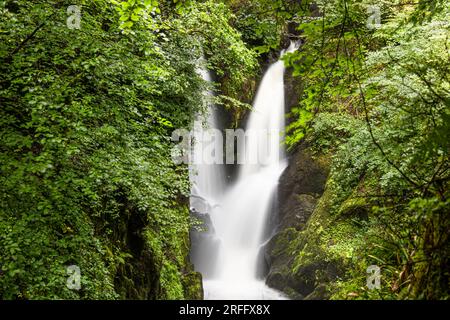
{"left": 266, "top": 154, "right": 352, "bottom": 299}
{"left": 280, "top": 194, "right": 318, "bottom": 231}
{"left": 182, "top": 271, "right": 204, "bottom": 300}
{"left": 338, "top": 196, "right": 369, "bottom": 221}
{"left": 304, "top": 283, "right": 329, "bottom": 300}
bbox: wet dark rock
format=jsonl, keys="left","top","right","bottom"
{"left": 280, "top": 193, "right": 317, "bottom": 231}
{"left": 264, "top": 143, "right": 332, "bottom": 299}
{"left": 279, "top": 146, "right": 328, "bottom": 206}
{"left": 305, "top": 283, "right": 329, "bottom": 300}
{"left": 276, "top": 145, "right": 328, "bottom": 232}
{"left": 256, "top": 244, "right": 270, "bottom": 279}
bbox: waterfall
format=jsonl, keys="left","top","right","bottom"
{"left": 189, "top": 65, "right": 227, "bottom": 278}
{"left": 191, "top": 43, "right": 299, "bottom": 299}
{"left": 189, "top": 67, "right": 226, "bottom": 213}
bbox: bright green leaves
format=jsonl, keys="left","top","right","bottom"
{"left": 176, "top": 1, "right": 258, "bottom": 106}
{"left": 111, "top": 0, "right": 258, "bottom": 113}
{"left": 112, "top": 0, "right": 159, "bottom": 29}
{"left": 288, "top": 0, "right": 450, "bottom": 192}
{"left": 283, "top": 0, "right": 376, "bottom": 149}
{"left": 362, "top": 6, "right": 450, "bottom": 192}
{"left": 112, "top": 0, "right": 196, "bottom": 29}
{"left": 1, "top": 0, "right": 267, "bottom": 300}
{"left": 0, "top": 0, "right": 207, "bottom": 300}
{"left": 173, "top": 0, "right": 192, "bottom": 14}
{"left": 285, "top": 108, "right": 314, "bottom": 148}
{"left": 409, "top": 0, "right": 448, "bottom": 24}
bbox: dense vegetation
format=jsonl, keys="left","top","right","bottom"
{"left": 282, "top": 0, "right": 449, "bottom": 299}
{"left": 1, "top": 0, "right": 448, "bottom": 300}
{"left": 0, "top": 0, "right": 259, "bottom": 299}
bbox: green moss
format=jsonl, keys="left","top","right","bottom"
{"left": 338, "top": 196, "right": 368, "bottom": 219}
{"left": 272, "top": 228, "right": 302, "bottom": 257}
{"left": 144, "top": 214, "right": 202, "bottom": 300}
{"left": 182, "top": 271, "right": 204, "bottom": 300}
{"left": 284, "top": 181, "right": 364, "bottom": 297}
{"left": 159, "top": 261, "right": 185, "bottom": 300}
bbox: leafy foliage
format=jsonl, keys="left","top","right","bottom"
{"left": 225, "top": 0, "right": 298, "bottom": 54}
{"left": 0, "top": 0, "right": 257, "bottom": 299}
{"left": 285, "top": 0, "right": 450, "bottom": 299}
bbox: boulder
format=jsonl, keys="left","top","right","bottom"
{"left": 264, "top": 143, "right": 331, "bottom": 299}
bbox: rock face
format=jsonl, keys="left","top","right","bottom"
{"left": 264, "top": 143, "right": 333, "bottom": 299}
{"left": 113, "top": 207, "right": 160, "bottom": 299}
{"left": 112, "top": 199, "right": 203, "bottom": 300}
{"left": 259, "top": 59, "right": 342, "bottom": 300}
{"left": 278, "top": 149, "right": 328, "bottom": 230}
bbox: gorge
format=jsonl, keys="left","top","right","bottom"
{"left": 1, "top": 0, "right": 448, "bottom": 301}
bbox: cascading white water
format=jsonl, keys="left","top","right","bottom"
{"left": 189, "top": 67, "right": 226, "bottom": 214}
{"left": 201, "top": 43, "right": 299, "bottom": 300}
{"left": 189, "top": 65, "right": 227, "bottom": 279}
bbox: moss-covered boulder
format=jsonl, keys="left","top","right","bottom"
{"left": 265, "top": 142, "right": 380, "bottom": 299}
{"left": 264, "top": 143, "right": 331, "bottom": 298}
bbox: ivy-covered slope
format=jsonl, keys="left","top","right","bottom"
{"left": 269, "top": 0, "right": 450, "bottom": 300}
{"left": 0, "top": 0, "right": 257, "bottom": 299}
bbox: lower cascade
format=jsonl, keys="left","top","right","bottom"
{"left": 191, "top": 43, "right": 298, "bottom": 300}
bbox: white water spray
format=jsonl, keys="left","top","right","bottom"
{"left": 190, "top": 67, "right": 226, "bottom": 214}
{"left": 192, "top": 43, "right": 299, "bottom": 299}
{"left": 189, "top": 65, "right": 227, "bottom": 279}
